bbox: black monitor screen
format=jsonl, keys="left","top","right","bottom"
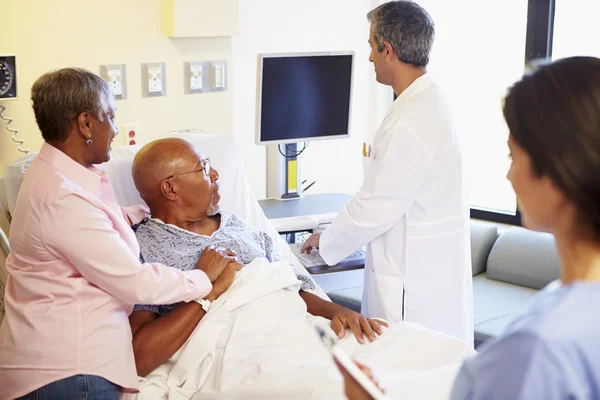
{"left": 258, "top": 54, "right": 353, "bottom": 143}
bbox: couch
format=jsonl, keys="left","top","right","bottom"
{"left": 327, "top": 219, "right": 562, "bottom": 348}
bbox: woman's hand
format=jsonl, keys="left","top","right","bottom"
{"left": 206, "top": 261, "right": 241, "bottom": 301}
{"left": 195, "top": 246, "right": 238, "bottom": 282}
{"left": 331, "top": 310, "right": 388, "bottom": 344}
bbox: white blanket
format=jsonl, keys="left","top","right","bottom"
{"left": 124, "top": 259, "right": 475, "bottom": 400}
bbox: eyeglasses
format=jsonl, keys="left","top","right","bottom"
{"left": 164, "top": 157, "right": 211, "bottom": 180}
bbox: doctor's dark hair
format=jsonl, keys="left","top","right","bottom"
{"left": 366, "top": 0, "right": 435, "bottom": 67}
{"left": 503, "top": 56, "right": 600, "bottom": 237}
{"left": 31, "top": 68, "right": 112, "bottom": 144}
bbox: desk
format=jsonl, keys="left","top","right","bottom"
{"left": 258, "top": 193, "right": 351, "bottom": 233}
{"left": 259, "top": 193, "right": 365, "bottom": 276}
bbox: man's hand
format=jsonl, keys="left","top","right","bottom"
{"left": 301, "top": 232, "right": 321, "bottom": 254}
{"left": 195, "top": 245, "right": 238, "bottom": 282}
{"left": 206, "top": 261, "right": 241, "bottom": 301}
{"left": 335, "top": 359, "right": 384, "bottom": 400}
{"left": 331, "top": 309, "right": 388, "bottom": 344}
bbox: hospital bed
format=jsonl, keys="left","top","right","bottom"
{"left": 0, "top": 133, "right": 476, "bottom": 399}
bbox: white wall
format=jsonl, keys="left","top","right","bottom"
{"left": 0, "top": 0, "right": 233, "bottom": 177}
{"left": 232, "top": 0, "right": 392, "bottom": 199}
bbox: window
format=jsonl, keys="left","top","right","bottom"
{"left": 420, "top": 0, "right": 529, "bottom": 223}
{"left": 553, "top": 0, "right": 600, "bottom": 59}
{"left": 401, "top": 0, "right": 563, "bottom": 224}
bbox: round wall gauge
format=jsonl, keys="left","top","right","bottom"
{"left": 0, "top": 56, "right": 17, "bottom": 99}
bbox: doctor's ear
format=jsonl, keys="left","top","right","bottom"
{"left": 383, "top": 41, "right": 395, "bottom": 61}
{"left": 160, "top": 179, "right": 179, "bottom": 201}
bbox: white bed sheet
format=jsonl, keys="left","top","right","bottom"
{"left": 123, "top": 258, "right": 475, "bottom": 400}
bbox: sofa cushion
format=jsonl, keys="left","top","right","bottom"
{"left": 470, "top": 221, "right": 498, "bottom": 276}
{"left": 472, "top": 272, "right": 538, "bottom": 347}
{"left": 487, "top": 227, "right": 560, "bottom": 290}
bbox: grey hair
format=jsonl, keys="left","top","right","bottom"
{"left": 31, "top": 68, "right": 112, "bottom": 143}
{"left": 367, "top": 1, "right": 435, "bottom": 67}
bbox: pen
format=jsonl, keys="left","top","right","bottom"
{"left": 362, "top": 143, "right": 367, "bottom": 157}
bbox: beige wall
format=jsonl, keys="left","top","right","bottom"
{"left": 0, "top": 0, "right": 233, "bottom": 177}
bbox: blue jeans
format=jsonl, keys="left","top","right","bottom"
{"left": 17, "top": 375, "right": 119, "bottom": 400}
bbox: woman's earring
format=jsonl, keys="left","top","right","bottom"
{"left": 86, "top": 138, "right": 93, "bottom": 145}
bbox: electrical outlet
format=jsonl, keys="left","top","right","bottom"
{"left": 99, "top": 64, "right": 127, "bottom": 100}
{"left": 184, "top": 61, "right": 207, "bottom": 94}
{"left": 141, "top": 63, "right": 166, "bottom": 97}
{"left": 125, "top": 123, "right": 139, "bottom": 146}
{"left": 190, "top": 65, "right": 203, "bottom": 90}
{"left": 148, "top": 67, "right": 162, "bottom": 93}
{"left": 108, "top": 70, "right": 123, "bottom": 96}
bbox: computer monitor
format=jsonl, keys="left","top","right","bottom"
{"left": 255, "top": 52, "right": 354, "bottom": 145}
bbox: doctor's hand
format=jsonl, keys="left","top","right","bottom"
{"left": 335, "top": 359, "right": 383, "bottom": 400}
{"left": 205, "top": 261, "right": 242, "bottom": 301}
{"left": 301, "top": 233, "right": 321, "bottom": 254}
{"left": 196, "top": 245, "right": 239, "bottom": 282}
{"left": 331, "top": 309, "right": 389, "bottom": 344}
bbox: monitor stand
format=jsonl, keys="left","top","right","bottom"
{"left": 267, "top": 142, "right": 303, "bottom": 200}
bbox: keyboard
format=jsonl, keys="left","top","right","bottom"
{"left": 289, "top": 243, "right": 366, "bottom": 274}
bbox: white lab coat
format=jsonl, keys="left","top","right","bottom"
{"left": 320, "top": 74, "right": 473, "bottom": 345}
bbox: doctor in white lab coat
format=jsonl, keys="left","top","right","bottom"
{"left": 302, "top": 0, "right": 473, "bottom": 345}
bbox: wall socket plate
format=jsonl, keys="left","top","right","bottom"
{"left": 141, "top": 62, "right": 166, "bottom": 97}
{"left": 183, "top": 60, "right": 227, "bottom": 94}
{"left": 99, "top": 64, "right": 127, "bottom": 100}
{"left": 209, "top": 60, "right": 227, "bottom": 92}
{"left": 183, "top": 61, "right": 206, "bottom": 94}
{"left": 124, "top": 122, "right": 140, "bottom": 146}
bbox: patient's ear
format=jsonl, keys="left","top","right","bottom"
{"left": 160, "top": 179, "right": 179, "bottom": 201}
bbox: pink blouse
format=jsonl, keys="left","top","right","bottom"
{"left": 0, "top": 143, "right": 212, "bottom": 399}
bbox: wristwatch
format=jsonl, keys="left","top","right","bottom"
{"left": 193, "top": 298, "right": 211, "bottom": 312}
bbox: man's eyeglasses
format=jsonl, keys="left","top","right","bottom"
{"left": 164, "top": 157, "right": 211, "bottom": 180}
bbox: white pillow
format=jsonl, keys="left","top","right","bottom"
{"left": 95, "top": 145, "right": 144, "bottom": 207}
{"left": 5, "top": 153, "right": 36, "bottom": 216}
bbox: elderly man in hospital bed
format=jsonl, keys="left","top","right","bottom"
{"left": 128, "top": 138, "right": 385, "bottom": 372}
{"left": 118, "top": 137, "right": 474, "bottom": 400}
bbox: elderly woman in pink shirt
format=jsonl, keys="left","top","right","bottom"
{"left": 0, "top": 68, "right": 239, "bottom": 400}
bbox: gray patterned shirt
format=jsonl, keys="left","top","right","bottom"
{"left": 133, "top": 212, "right": 314, "bottom": 315}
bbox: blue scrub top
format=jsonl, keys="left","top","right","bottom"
{"left": 451, "top": 281, "right": 600, "bottom": 400}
